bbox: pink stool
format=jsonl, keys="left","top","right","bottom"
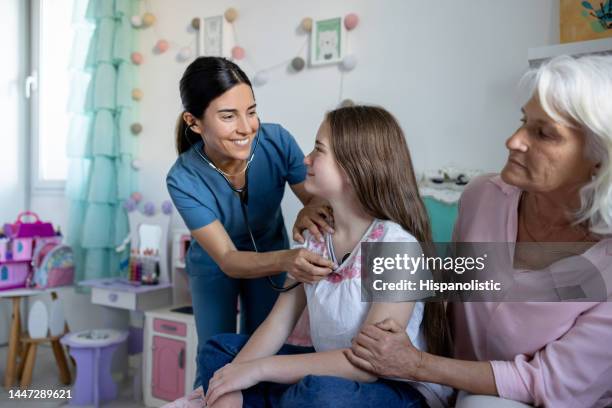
{"left": 61, "top": 329, "right": 128, "bottom": 407}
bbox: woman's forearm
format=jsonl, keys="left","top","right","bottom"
{"left": 259, "top": 349, "right": 376, "bottom": 384}
{"left": 417, "top": 353, "right": 498, "bottom": 396}
{"left": 219, "top": 249, "right": 287, "bottom": 279}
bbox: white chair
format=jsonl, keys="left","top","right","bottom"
{"left": 18, "top": 292, "right": 71, "bottom": 388}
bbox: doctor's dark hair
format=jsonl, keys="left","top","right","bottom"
{"left": 175, "top": 57, "right": 253, "bottom": 154}
{"left": 325, "top": 105, "right": 452, "bottom": 357}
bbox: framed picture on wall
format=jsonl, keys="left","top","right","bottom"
{"left": 203, "top": 15, "right": 224, "bottom": 56}
{"left": 310, "top": 17, "right": 345, "bottom": 66}
{"left": 560, "top": 0, "right": 612, "bottom": 43}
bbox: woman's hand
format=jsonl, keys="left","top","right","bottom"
{"left": 292, "top": 204, "right": 334, "bottom": 243}
{"left": 205, "top": 362, "right": 261, "bottom": 407}
{"left": 344, "top": 318, "right": 423, "bottom": 380}
{"left": 281, "top": 248, "right": 336, "bottom": 284}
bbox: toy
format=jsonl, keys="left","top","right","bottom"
{"left": 117, "top": 195, "right": 171, "bottom": 285}
{"left": 3, "top": 211, "right": 55, "bottom": 239}
{"left": 0, "top": 212, "right": 69, "bottom": 291}
{"left": 31, "top": 242, "right": 75, "bottom": 289}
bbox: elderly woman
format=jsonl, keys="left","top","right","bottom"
{"left": 345, "top": 55, "right": 612, "bottom": 408}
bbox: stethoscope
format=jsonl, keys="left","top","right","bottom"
{"left": 186, "top": 121, "right": 300, "bottom": 292}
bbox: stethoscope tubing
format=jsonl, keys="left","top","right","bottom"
{"left": 189, "top": 123, "right": 300, "bottom": 292}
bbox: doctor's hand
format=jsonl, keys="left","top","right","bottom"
{"left": 293, "top": 204, "right": 334, "bottom": 243}
{"left": 281, "top": 248, "right": 336, "bottom": 284}
{"left": 205, "top": 362, "right": 259, "bottom": 407}
{"left": 344, "top": 318, "right": 423, "bottom": 381}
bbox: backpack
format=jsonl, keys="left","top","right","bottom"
{"left": 31, "top": 242, "right": 74, "bottom": 289}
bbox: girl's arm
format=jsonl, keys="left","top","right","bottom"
{"left": 255, "top": 301, "right": 416, "bottom": 384}
{"left": 190, "top": 221, "right": 334, "bottom": 282}
{"left": 233, "top": 281, "right": 307, "bottom": 362}
{"left": 204, "top": 283, "right": 306, "bottom": 406}
{"left": 205, "top": 299, "right": 416, "bottom": 405}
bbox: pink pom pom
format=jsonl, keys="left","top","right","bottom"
{"left": 156, "top": 40, "right": 169, "bottom": 53}
{"left": 344, "top": 13, "right": 359, "bottom": 30}
{"left": 131, "top": 192, "right": 143, "bottom": 203}
{"left": 131, "top": 52, "right": 143, "bottom": 65}
{"left": 231, "top": 46, "right": 245, "bottom": 60}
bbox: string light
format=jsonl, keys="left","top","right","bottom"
{"left": 129, "top": 2, "right": 361, "bottom": 105}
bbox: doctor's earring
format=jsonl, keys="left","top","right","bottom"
{"left": 184, "top": 123, "right": 201, "bottom": 136}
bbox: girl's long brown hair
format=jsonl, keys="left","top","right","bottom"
{"left": 327, "top": 105, "right": 451, "bottom": 357}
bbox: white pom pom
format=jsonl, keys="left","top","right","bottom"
{"left": 130, "top": 15, "right": 142, "bottom": 28}
{"left": 341, "top": 54, "right": 357, "bottom": 71}
{"left": 177, "top": 47, "right": 193, "bottom": 62}
{"left": 253, "top": 71, "right": 269, "bottom": 87}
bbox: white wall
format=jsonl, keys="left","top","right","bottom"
{"left": 136, "top": 0, "right": 559, "bottom": 231}
{"left": 0, "top": 0, "right": 28, "bottom": 345}
{"left": 25, "top": 0, "right": 559, "bottom": 337}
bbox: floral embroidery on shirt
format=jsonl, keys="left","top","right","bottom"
{"left": 367, "top": 223, "right": 385, "bottom": 241}
{"left": 320, "top": 221, "right": 384, "bottom": 283}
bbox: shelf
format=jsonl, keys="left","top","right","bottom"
{"left": 528, "top": 38, "right": 612, "bottom": 67}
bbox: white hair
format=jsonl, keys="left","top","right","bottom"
{"left": 521, "top": 54, "right": 612, "bottom": 235}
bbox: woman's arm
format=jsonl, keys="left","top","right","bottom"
{"left": 290, "top": 182, "right": 334, "bottom": 243}
{"left": 419, "top": 352, "right": 497, "bottom": 395}
{"left": 489, "top": 302, "right": 612, "bottom": 407}
{"left": 190, "top": 221, "right": 334, "bottom": 281}
{"left": 346, "top": 318, "right": 497, "bottom": 395}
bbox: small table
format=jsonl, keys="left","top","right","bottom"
{"left": 79, "top": 278, "right": 172, "bottom": 312}
{"left": 1, "top": 288, "right": 44, "bottom": 389}
{"left": 79, "top": 278, "right": 173, "bottom": 401}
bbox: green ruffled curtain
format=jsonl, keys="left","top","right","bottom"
{"left": 66, "top": 0, "right": 139, "bottom": 282}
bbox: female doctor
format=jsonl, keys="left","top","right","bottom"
{"left": 166, "top": 57, "right": 334, "bottom": 388}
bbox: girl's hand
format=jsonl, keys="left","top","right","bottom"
{"left": 344, "top": 318, "right": 423, "bottom": 380}
{"left": 292, "top": 204, "right": 334, "bottom": 243}
{"left": 205, "top": 362, "right": 261, "bottom": 407}
{"left": 282, "top": 248, "right": 336, "bottom": 284}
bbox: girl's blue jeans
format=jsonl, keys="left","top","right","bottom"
{"left": 189, "top": 271, "right": 284, "bottom": 389}
{"left": 199, "top": 333, "right": 426, "bottom": 408}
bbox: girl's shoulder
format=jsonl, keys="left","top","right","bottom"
{"left": 291, "top": 230, "right": 326, "bottom": 256}
{"left": 292, "top": 220, "right": 420, "bottom": 254}
{"left": 367, "top": 219, "right": 418, "bottom": 244}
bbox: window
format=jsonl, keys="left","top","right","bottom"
{"left": 0, "top": 0, "right": 28, "bottom": 219}
{"left": 30, "top": 0, "right": 75, "bottom": 191}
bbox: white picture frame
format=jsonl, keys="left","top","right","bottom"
{"left": 203, "top": 15, "right": 224, "bottom": 56}
{"left": 310, "top": 17, "right": 346, "bottom": 66}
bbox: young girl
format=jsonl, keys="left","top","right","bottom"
{"left": 199, "top": 106, "right": 452, "bottom": 408}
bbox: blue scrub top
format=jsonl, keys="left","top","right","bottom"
{"left": 166, "top": 123, "right": 307, "bottom": 276}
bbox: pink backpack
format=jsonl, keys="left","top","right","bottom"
{"left": 30, "top": 241, "right": 74, "bottom": 289}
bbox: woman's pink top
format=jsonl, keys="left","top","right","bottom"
{"left": 452, "top": 174, "right": 612, "bottom": 408}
